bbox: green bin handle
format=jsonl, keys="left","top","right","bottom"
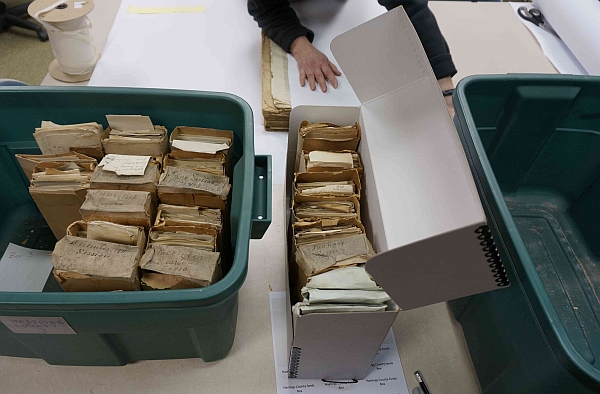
{"left": 251, "top": 155, "right": 272, "bottom": 239}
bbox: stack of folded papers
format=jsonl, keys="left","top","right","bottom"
{"left": 293, "top": 266, "right": 390, "bottom": 315}
{"left": 158, "top": 166, "right": 231, "bottom": 209}
{"left": 165, "top": 126, "right": 233, "bottom": 177}
{"left": 28, "top": 157, "right": 97, "bottom": 239}
{"left": 300, "top": 150, "right": 363, "bottom": 174}
{"left": 52, "top": 220, "right": 146, "bottom": 292}
{"left": 298, "top": 121, "right": 361, "bottom": 152}
{"left": 33, "top": 121, "right": 106, "bottom": 160}
{"left": 290, "top": 120, "right": 391, "bottom": 316}
{"left": 90, "top": 154, "right": 161, "bottom": 200}
{"left": 139, "top": 244, "right": 222, "bottom": 290}
{"left": 16, "top": 152, "right": 98, "bottom": 180}
{"left": 262, "top": 34, "right": 291, "bottom": 131}
{"left": 154, "top": 204, "right": 222, "bottom": 230}
{"left": 80, "top": 189, "right": 153, "bottom": 227}
{"left": 102, "top": 115, "right": 168, "bottom": 156}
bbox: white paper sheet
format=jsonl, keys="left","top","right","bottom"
{"left": 534, "top": 0, "right": 600, "bottom": 76}
{"left": 0, "top": 244, "right": 53, "bottom": 292}
{"left": 509, "top": 2, "right": 586, "bottom": 75}
{"left": 99, "top": 154, "right": 151, "bottom": 176}
{"left": 269, "top": 291, "right": 409, "bottom": 394}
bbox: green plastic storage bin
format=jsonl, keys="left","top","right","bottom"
{"left": 0, "top": 86, "right": 272, "bottom": 366}
{"left": 450, "top": 75, "right": 600, "bottom": 393}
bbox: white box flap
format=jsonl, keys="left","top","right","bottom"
{"left": 329, "top": 8, "right": 509, "bottom": 310}
{"left": 331, "top": 7, "right": 429, "bottom": 105}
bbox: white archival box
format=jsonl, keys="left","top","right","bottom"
{"left": 285, "top": 7, "right": 509, "bottom": 380}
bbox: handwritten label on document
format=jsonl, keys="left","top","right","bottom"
{"left": 99, "top": 154, "right": 151, "bottom": 176}
{"left": 159, "top": 167, "right": 229, "bottom": 197}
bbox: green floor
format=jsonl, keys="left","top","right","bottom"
{"left": 0, "top": 16, "right": 54, "bottom": 85}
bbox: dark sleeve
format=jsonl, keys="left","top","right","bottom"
{"left": 248, "top": 0, "right": 314, "bottom": 53}
{"left": 378, "top": 0, "right": 457, "bottom": 79}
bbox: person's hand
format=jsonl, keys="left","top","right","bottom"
{"left": 290, "top": 36, "right": 341, "bottom": 93}
{"left": 438, "top": 76, "right": 455, "bottom": 118}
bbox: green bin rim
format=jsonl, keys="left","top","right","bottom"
{"left": 0, "top": 86, "right": 254, "bottom": 309}
{"left": 453, "top": 74, "right": 600, "bottom": 384}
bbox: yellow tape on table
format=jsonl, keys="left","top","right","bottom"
{"left": 127, "top": 6, "right": 206, "bottom": 14}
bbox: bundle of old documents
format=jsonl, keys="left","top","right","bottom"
{"left": 154, "top": 204, "right": 222, "bottom": 231}
{"left": 80, "top": 189, "right": 153, "bottom": 227}
{"left": 262, "top": 34, "right": 291, "bottom": 131}
{"left": 139, "top": 244, "right": 221, "bottom": 290}
{"left": 290, "top": 120, "right": 391, "bottom": 315}
{"left": 163, "top": 126, "right": 232, "bottom": 177}
{"left": 298, "top": 121, "right": 361, "bottom": 151}
{"left": 19, "top": 117, "right": 237, "bottom": 293}
{"left": 158, "top": 167, "right": 230, "bottom": 209}
{"left": 91, "top": 154, "right": 160, "bottom": 198}
{"left": 102, "top": 115, "right": 168, "bottom": 156}
{"left": 33, "top": 121, "right": 106, "bottom": 160}
{"left": 52, "top": 221, "right": 145, "bottom": 292}
{"left": 299, "top": 150, "right": 363, "bottom": 174}
{"left": 28, "top": 155, "right": 97, "bottom": 239}
{"left": 16, "top": 152, "right": 98, "bottom": 180}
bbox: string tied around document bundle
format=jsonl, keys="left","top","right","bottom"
{"left": 33, "top": 1, "right": 98, "bottom": 76}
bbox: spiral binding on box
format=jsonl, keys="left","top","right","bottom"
{"left": 288, "top": 347, "right": 302, "bottom": 378}
{"left": 475, "top": 225, "right": 510, "bottom": 287}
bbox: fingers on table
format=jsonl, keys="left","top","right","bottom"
{"left": 315, "top": 69, "right": 327, "bottom": 92}
{"left": 322, "top": 66, "right": 338, "bottom": 89}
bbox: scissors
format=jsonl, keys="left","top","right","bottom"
{"left": 518, "top": 6, "right": 560, "bottom": 38}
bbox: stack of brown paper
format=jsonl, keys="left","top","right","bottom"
{"left": 102, "top": 115, "right": 168, "bottom": 156}
{"left": 293, "top": 195, "right": 360, "bottom": 220}
{"left": 299, "top": 150, "right": 363, "bottom": 174}
{"left": 90, "top": 155, "right": 160, "bottom": 198}
{"left": 16, "top": 152, "right": 97, "bottom": 180}
{"left": 164, "top": 151, "right": 225, "bottom": 176}
{"left": 166, "top": 126, "right": 233, "bottom": 176}
{"left": 33, "top": 121, "right": 107, "bottom": 160}
{"left": 149, "top": 228, "right": 216, "bottom": 251}
{"left": 299, "top": 121, "right": 361, "bottom": 152}
{"left": 289, "top": 119, "right": 390, "bottom": 316}
{"left": 28, "top": 158, "right": 97, "bottom": 240}
{"left": 262, "top": 34, "right": 291, "bottom": 131}
{"left": 154, "top": 204, "right": 222, "bottom": 232}
{"left": 80, "top": 189, "right": 153, "bottom": 227}
{"left": 139, "top": 244, "right": 221, "bottom": 290}
{"left": 295, "top": 169, "right": 361, "bottom": 198}
{"left": 157, "top": 167, "right": 231, "bottom": 209}
{"left": 170, "top": 126, "right": 232, "bottom": 156}
{"left": 52, "top": 221, "right": 145, "bottom": 292}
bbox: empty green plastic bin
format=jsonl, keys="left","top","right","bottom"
{"left": 0, "top": 86, "right": 272, "bottom": 366}
{"left": 450, "top": 75, "right": 600, "bottom": 393}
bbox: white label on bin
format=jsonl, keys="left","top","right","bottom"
{"left": 0, "top": 316, "right": 77, "bottom": 335}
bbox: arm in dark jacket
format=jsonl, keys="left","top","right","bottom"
{"left": 379, "top": 0, "right": 456, "bottom": 79}
{"left": 248, "top": 0, "right": 314, "bottom": 53}
{"left": 248, "top": 0, "right": 457, "bottom": 79}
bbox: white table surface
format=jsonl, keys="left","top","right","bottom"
{"left": 6, "top": 2, "right": 557, "bottom": 394}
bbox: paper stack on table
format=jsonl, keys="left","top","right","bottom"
{"left": 262, "top": 34, "right": 292, "bottom": 131}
